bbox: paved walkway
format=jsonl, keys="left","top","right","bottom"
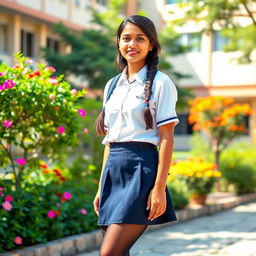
{"left": 78, "top": 201, "right": 256, "bottom": 256}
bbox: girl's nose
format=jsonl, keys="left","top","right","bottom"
{"left": 128, "top": 39, "right": 136, "bottom": 47}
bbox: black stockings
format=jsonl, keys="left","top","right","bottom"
{"left": 100, "top": 224, "right": 148, "bottom": 256}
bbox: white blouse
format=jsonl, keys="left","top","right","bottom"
{"left": 102, "top": 65, "right": 179, "bottom": 146}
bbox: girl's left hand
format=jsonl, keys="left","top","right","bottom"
{"left": 147, "top": 188, "right": 166, "bottom": 221}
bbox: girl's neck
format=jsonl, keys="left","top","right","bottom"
{"left": 127, "top": 63, "right": 146, "bottom": 79}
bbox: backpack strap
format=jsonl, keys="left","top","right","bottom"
{"left": 102, "top": 73, "right": 121, "bottom": 111}
{"left": 103, "top": 69, "right": 159, "bottom": 110}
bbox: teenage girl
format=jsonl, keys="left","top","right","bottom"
{"left": 93, "top": 15, "right": 179, "bottom": 256}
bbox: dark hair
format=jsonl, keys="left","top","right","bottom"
{"left": 96, "top": 15, "right": 161, "bottom": 135}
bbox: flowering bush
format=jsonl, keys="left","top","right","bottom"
{"left": 0, "top": 54, "right": 100, "bottom": 252}
{"left": 189, "top": 96, "right": 252, "bottom": 168}
{"left": 0, "top": 163, "right": 98, "bottom": 252}
{"left": 170, "top": 158, "right": 222, "bottom": 195}
{"left": 0, "top": 53, "right": 86, "bottom": 187}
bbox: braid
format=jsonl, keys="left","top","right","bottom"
{"left": 143, "top": 56, "right": 159, "bottom": 130}
{"left": 95, "top": 109, "right": 106, "bottom": 136}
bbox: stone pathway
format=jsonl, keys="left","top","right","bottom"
{"left": 77, "top": 201, "right": 256, "bottom": 256}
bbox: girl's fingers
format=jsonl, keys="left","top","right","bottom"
{"left": 149, "top": 205, "right": 166, "bottom": 220}
{"left": 147, "top": 193, "right": 151, "bottom": 211}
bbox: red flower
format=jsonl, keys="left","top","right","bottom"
{"left": 40, "top": 164, "right": 48, "bottom": 169}
{"left": 53, "top": 169, "right": 62, "bottom": 177}
{"left": 61, "top": 197, "right": 67, "bottom": 203}
{"left": 56, "top": 193, "right": 62, "bottom": 198}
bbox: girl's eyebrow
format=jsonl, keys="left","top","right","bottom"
{"left": 122, "top": 33, "right": 146, "bottom": 37}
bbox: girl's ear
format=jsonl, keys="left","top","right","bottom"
{"left": 117, "top": 38, "right": 120, "bottom": 48}
{"left": 149, "top": 42, "right": 154, "bottom": 51}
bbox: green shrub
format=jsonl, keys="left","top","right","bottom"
{"left": 220, "top": 142, "right": 256, "bottom": 194}
{"left": 167, "top": 179, "right": 189, "bottom": 210}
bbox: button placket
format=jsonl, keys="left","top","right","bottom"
{"left": 117, "top": 82, "right": 132, "bottom": 140}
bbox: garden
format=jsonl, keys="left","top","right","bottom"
{"left": 0, "top": 55, "right": 256, "bottom": 252}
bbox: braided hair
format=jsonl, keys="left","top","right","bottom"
{"left": 96, "top": 15, "right": 161, "bottom": 135}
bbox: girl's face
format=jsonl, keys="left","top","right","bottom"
{"left": 118, "top": 22, "right": 153, "bottom": 68}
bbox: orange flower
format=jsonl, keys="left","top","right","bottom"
{"left": 229, "top": 125, "right": 237, "bottom": 131}
{"left": 55, "top": 210, "right": 61, "bottom": 216}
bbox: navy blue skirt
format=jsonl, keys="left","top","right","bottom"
{"left": 97, "top": 142, "right": 177, "bottom": 226}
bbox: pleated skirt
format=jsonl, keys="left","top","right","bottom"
{"left": 97, "top": 142, "right": 177, "bottom": 226}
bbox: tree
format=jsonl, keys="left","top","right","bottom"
{"left": 188, "top": 96, "right": 252, "bottom": 168}
{"left": 173, "top": 0, "right": 256, "bottom": 63}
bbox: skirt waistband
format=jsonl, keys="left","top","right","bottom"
{"left": 110, "top": 141, "right": 157, "bottom": 150}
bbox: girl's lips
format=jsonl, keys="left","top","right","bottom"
{"left": 127, "top": 50, "right": 139, "bottom": 56}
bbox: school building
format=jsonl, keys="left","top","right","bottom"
{"left": 1, "top": 0, "right": 255, "bottom": 150}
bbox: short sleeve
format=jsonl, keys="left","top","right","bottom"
{"left": 156, "top": 77, "right": 179, "bottom": 127}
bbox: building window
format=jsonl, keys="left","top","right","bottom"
{"left": 213, "top": 31, "right": 230, "bottom": 51}
{"left": 96, "top": 0, "right": 107, "bottom": 6}
{"left": 21, "top": 30, "right": 34, "bottom": 57}
{"left": 47, "top": 38, "right": 60, "bottom": 53}
{"left": 174, "top": 114, "right": 193, "bottom": 135}
{"left": 0, "top": 24, "right": 8, "bottom": 53}
{"left": 178, "top": 32, "right": 201, "bottom": 52}
{"left": 75, "top": 0, "right": 81, "bottom": 7}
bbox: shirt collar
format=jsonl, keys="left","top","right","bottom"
{"left": 118, "top": 65, "right": 148, "bottom": 86}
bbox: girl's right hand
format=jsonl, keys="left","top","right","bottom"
{"left": 93, "top": 191, "right": 100, "bottom": 216}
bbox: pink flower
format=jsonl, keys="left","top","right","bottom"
{"left": 2, "top": 201, "right": 12, "bottom": 211}
{"left": 49, "top": 77, "right": 58, "bottom": 84}
{"left": 49, "top": 94, "right": 55, "bottom": 100}
{"left": 57, "top": 126, "right": 65, "bottom": 134}
{"left": 63, "top": 192, "right": 72, "bottom": 200}
{"left": 78, "top": 109, "right": 86, "bottom": 117}
{"left": 84, "top": 128, "right": 89, "bottom": 134}
{"left": 4, "top": 79, "right": 15, "bottom": 89}
{"left": 16, "top": 158, "right": 27, "bottom": 165}
{"left": 0, "top": 72, "right": 4, "bottom": 76}
{"left": 5, "top": 195, "right": 13, "bottom": 202}
{"left": 71, "top": 89, "right": 77, "bottom": 95}
{"left": 3, "top": 120, "right": 12, "bottom": 128}
{"left": 80, "top": 208, "right": 87, "bottom": 215}
{"left": 14, "top": 236, "right": 23, "bottom": 245}
{"left": 25, "top": 59, "right": 34, "bottom": 64}
{"left": 47, "top": 210, "right": 56, "bottom": 219}
{"left": 45, "top": 66, "right": 56, "bottom": 72}
{"left": 12, "top": 65, "right": 19, "bottom": 69}
{"left": 0, "top": 187, "right": 3, "bottom": 197}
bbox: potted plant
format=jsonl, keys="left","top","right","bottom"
{"left": 171, "top": 157, "right": 222, "bottom": 205}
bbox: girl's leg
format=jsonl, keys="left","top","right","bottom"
{"left": 100, "top": 223, "right": 147, "bottom": 256}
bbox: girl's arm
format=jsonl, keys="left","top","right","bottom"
{"left": 97, "top": 144, "right": 110, "bottom": 194}
{"left": 147, "top": 122, "right": 175, "bottom": 221}
{"left": 93, "top": 144, "right": 110, "bottom": 215}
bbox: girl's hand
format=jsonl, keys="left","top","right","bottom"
{"left": 147, "top": 188, "right": 166, "bottom": 221}
{"left": 93, "top": 191, "right": 100, "bottom": 216}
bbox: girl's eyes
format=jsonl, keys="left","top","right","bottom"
{"left": 121, "top": 37, "right": 145, "bottom": 42}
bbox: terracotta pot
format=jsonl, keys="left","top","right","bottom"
{"left": 190, "top": 194, "right": 207, "bottom": 205}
